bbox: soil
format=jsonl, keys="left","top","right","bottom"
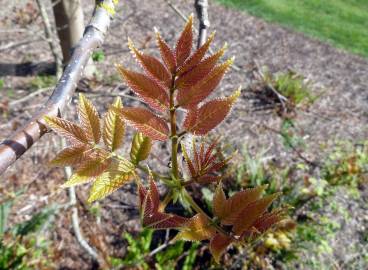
{"left": 0, "top": 0, "right": 367, "bottom": 269}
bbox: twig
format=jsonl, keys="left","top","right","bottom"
{"left": 9, "top": 87, "right": 52, "bottom": 107}
{"left": 259, "top": 123, "right": 319, "bottom": 168}
{"left": 147, "top": 238, "right": 176, "bottom": 258}
{"left": 0, "top": 38, "right": 43, "bottom": 52}
{"left": 253, "top": 61, "right": 289, "bottom": 111}
{"left": 194, "top": 0, "right": 210, "bottom": 48}
{"left": 0, "top": 0, "right": 117, "bottom": 175}
{"left": 60, "top": 138, "right": 102, "bottom": 263}
{"left": 165, "top": 0, "right": 241, "bottom": 71}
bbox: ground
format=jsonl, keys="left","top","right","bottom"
{"left": 0, "top": 0, "right": 367, "bottom": 269}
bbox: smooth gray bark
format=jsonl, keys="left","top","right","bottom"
{"left": 0, "top": 0, "right": 116, "bottom": 175}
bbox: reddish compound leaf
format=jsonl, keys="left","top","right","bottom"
{"left": 156, "top": 31, "right": 176, "bottom": 73}
{"left": 144, "top": 212, "right": 188, "bottom": 229}
{"left": 138, "top": 183, "right": 148, "bottom": 208}
{"left": 103, "top": 97, "right": 125, "bottom": 151}
{"left": 128, "top": 38, "right": 171, "bottom": 86}
{"left": 175, "top": 43, "right": 227, "bottom": 90}
{"left": 232, "top": 193, "right": 280, "bottom": 235}
{"left": 249, "top": 209, "right": 284, "bottom": 237}
{"left": 209, "top": 233, "right": 232, "bottom": 263}
{"left": 139, "top": 175, "right": 188, "bottom": 229}
{"left": 78, "top": 93, "right": 101, "bottom": 144}
{"left": 181, "top": 142, "right": 196, "bottom": 177}
{"left": 117, "top": 65, "right": 169, "bottom": 112}
{"left": 182, "top": 106, "right": 198, "bottom": 130}
{"left": 177, "top": 32, "right": 215, "bottom": 76}
{"left": 213, "top": 182, "right": 227, "bottom": 219}
{"left": 177, "top": 58, "right": 234, "bottom": 107}
{"left": 148, "top": 175, "right": 160, "bottom": 212}
{"left": 118, "top": 107, "right": 169, "bottom": 141}
{"left": 50, "top": 144, "right": 89, "bottom": 167}
{"left": 186, "top": 89, "right": 240, "bottom": 135}
{"left": 220, "top": 185, "right": 267, "bottom": 225}
{"left": 182, "top": 138, "right": 230, "bottom": 184}
{"left": 175, "top": 15, "right": 193, "bottom": 67}
{"left": 175, "top": 213, "right": 216, "bottom": 241}
{"left": 45, "top": 116, "right": 89, "bottom": 145}
{"left": 197, "top": 175, "right": 221, "bottom": 184}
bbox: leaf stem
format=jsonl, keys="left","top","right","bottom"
{"left": 159, "top": 191, "right": 173, "bottom": 211}
{"left": 136, "top": 164, "right": 169, "bottom": 181}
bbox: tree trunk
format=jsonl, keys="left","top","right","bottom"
{"left": 52, "top": 0, "right": 85, "bottom": 64}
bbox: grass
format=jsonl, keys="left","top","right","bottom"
{"left": 215, "top": 0, "right": 368, "bottom": 57}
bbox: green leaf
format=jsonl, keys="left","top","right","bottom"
{"left": 130, "top": 132, "right": 152, "bottom": 165}
{"left": 0, "top": 199, "right": 13, "bottom": 237}
{"left": 183, "top": 243, "right": 199, "bottom": 270}
{"left": 12, "top": 207, "right": 56, "bottom": 236}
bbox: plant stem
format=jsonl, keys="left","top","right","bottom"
{"left": 159, "top": 191, "right": 173, "bottom": 211}
{"left": 169, "top": 74, "right": 179, "bottom": 180}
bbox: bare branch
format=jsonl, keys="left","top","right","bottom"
{"left": 0, "top": 0, "right": 117, "bottom": 175}
{"left": 9, "top": 87, "right": 52, "bottom": 107}
{"left": 35, "top": 0, "right": 63, "bottom": 78}
{"left": 165, "top": 0, "right": 241, "bottom": 71}
{"left": 194, "top": 0, "right": 210, "bottom": 48}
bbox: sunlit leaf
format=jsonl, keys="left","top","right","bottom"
{"left": 181, "top": 139, "right": 229, "bottom": 185}
{"left": 103, "top": 97, "right": 125, "bottom": 151}
{"left": 177, "top": 32, "right": 215, "bottom": 76}
{"left": 128, "top": 38, "right": 171, "bottom": 86}
{"left": 88, "top": 171, "right": 133, "bottom": 202}
{"left": 182, "top": 106, "right": 198, "bottom": 130}
{"left": 130, "top": 132, "right": 152, "bottom": 165}
{"left": 175, "top": 213, "right": 216, "bottom": 241}
{"left": 232, "top": 193, "right": 280, "bottom": 235}
{"left": 117, "top": 65, "right": 169, "bottom": 112}
{"left": 62, "top": 156, "right": 111, "bottom": 188}
{"left": 156, "top": 31, "right": 176, "bottom": 73}
{"left": 78, "top": 93, "right": 101, "bottom": 143}
{"left": 181, "top": 142, "right": 196, "bottom": 177}
{"left": 45, "top": 116, "right": 89, "bottom": 145}
{"left": 118, "top": 107, "right": 169, "bottom": 141}
{"left": 139, "top": 175, "right": 188, "bottom": 229}
{"left": 186, "top": 89, "right": 240, "bottom": 135}
{"left": 220, "top": 185, "right": 267, "bottom": 225}
{"left": 175, "top": 44, "right": 227, "bottom": 89}
{"left": 175, "top": 15, "right": 193, "bottom": 67}
{"left": 50, "top": 145, "right": 89, "bottom": 167}
{"left": 177, "top": 58, "right": 234, "bottom": 107}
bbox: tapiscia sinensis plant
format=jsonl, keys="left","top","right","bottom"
{"left": 45, "top": 15, "right": 285, "bottom": 263}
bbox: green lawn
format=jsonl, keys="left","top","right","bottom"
{"left": 215, "top": 0, "right": 368, "bottom": 57}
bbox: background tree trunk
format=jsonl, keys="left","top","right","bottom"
{"left": 52, "top": 0, "right": 96, "bottom": 77}
{"left": 52, "top": 0, "right": 85, "bottom": 64}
